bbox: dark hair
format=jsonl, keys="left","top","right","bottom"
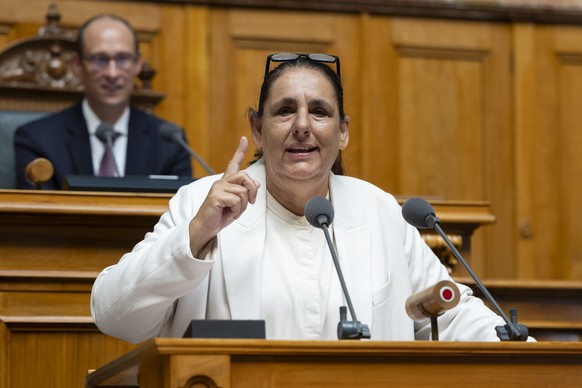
{"left": 249, "top": 57, "right": 346, "bottom": 175}
{"left": 75, "top": 14, "right": 140, "bottom": 57}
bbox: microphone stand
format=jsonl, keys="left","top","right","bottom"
{"left": 172, "top": 134, "right": 216, "bottom": 176}
{"left": 412, "top": 301, "right": 442, "bottom": 341}
{"left": 431, "top": 316, "right": 439, "bottom": 341}
{"left": 319, "top": 222, "right": 371, "bottom": 340}
{"left": 431, "top": 220, "right": 529, "bottom": 341}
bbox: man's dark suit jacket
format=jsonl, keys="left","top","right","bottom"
{"left": 14, "top": 102, "right": 193, "bottom": 190}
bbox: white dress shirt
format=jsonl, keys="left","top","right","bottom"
{"left": 91, "top": 159, "right": 519, "bottom": 343}
{"left": 83, "top": 99, "right": 130, "bottom": 176}
{"left": 262, "top": 191, "right": 343, "bottom": 339}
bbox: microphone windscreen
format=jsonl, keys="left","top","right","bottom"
{"left": 95, "top": 123, "right": 115, "bottom": 143}
{"left": 25, "top": 157, "right": 54, "bottom": 186}
{"left": 304, "top": 196, "right": 334, "bottom": 228}
{"left": 405, "top": 280, "right": 460, "bottom": 321}
{"left": 402, "top": 197, "right": 437, "bottom": 229}
{"left": 159, "top": 122, "right": 182, "bottom": 142}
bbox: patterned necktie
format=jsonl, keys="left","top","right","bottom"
{"left": 98, "top": 132, "right": 120, "bottom": 177}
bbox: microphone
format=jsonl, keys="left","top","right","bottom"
{"left": 95, "top": 123, "right": 121, "bottom": 177}
{"left": 305, "top": 196, "right": 371, "bottom": 340}
{"left": 405, "top": 280, "right": 460, "bottom": 321}
{"left": 406, "top": 280, "right": 460, "bottom": 341}
{"left": 158, "top": 122, "right": 216, "bottom": 176}
{"left": 402, "top": 197, "right": 529, "bottom": 341}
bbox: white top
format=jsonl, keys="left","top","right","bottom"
{"left": 91, "top": 160, "right": 517, "bottom": 344}
{"left": 83, "top": 99, "right": 130, "bottom": 176}
{"left": 262, "top": 191, "right": 343, "bottom": 339}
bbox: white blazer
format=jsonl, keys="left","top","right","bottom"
{"left": 91, "top": 159, "right": 505, "bottom": 343}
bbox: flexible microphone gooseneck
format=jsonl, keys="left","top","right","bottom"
{"left": 304, "top": 196, "right": 371, "bottom": 340}
{"left": 95, "top": 123, "right": 121, "bottom": 177}
{"left": 401, "top": 197, "right": 528, "bottom": 341}
{"left": 158, "top": 122, "right": 216, "bottom": 176}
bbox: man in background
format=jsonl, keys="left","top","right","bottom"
{"left": 14, "top": 14, "right": 192, "bottom": 189}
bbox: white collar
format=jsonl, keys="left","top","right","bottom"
{"left": 82, "top": 99, "right": 130, "bottom": 136}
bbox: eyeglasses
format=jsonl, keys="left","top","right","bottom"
{"left": 264, "top": 52, "right": 341, "bottom": 80}
{"left": 82, "top": 53, "right": 138, "bottom": 71}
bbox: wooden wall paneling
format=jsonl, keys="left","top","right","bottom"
{"left": 388, "top": 18, "right": 485, "bottom": 200}
{"left": 513, "top": 23, "right": 538, "bottom": 279}
{"left": 0, "top": 0, "right": 161, "bottom": 31}
{"left": 396, "top": 46, "right": 485, "bottom": 197}
{"left": 184, "top": 5, "right": 213, "bottom": 177}
{"left": 480, "top": 23, "right": 514, "bottom": 279}
{"left": 558, "top": 41, "right": 582, "bottom": 280}
{"left": 8, "top": 23, "right": 39, "bottom": 41}
{"left": 153, "top": 4, "right": 186, "bottom": 125}
{"left": 512, "top": 23, "right": 582, "bottom": 281}
{"left": 0, "top": 0, "right": 160, "bottom": 34}
{"left": 527, "top": 25, "right": 582, "bottom": 280}
{"left": 208, "top": 9, "right": 237, "bottom": 169}
{"left": 0, "top": 320, "right": 9, "bottom": 388}
{"left": 328, "top": 14, "right": 362, "bottom": 177}
{"left": 365, "top": 17, "right": 513, "bottom": 277}
{"left": 0, "top": 12, "right": 42, "bottom": 49}
{"left": 526, "top": 26, "right": 560, "bottom": 279}
{"left": 208, "top": 8, "right": 360, "bottom": 171}
{"left": 360, "top": 15, "right": 399, "bottom": 191}
{"left": 0, "top": 0, "right": 52, "bottom": 23}
{"left": 54, "top": 1, "right": 161, "bottom": 30}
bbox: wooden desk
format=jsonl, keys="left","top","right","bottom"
{"left": 0, "top": 190, "right": 170, "bottom": 388}
{"left": 0, "top": 190, "right": 492, "bottom": 274}
{"left": 0, "top": 190, "right": 556, "bottom": 388}
{"left": 0, "top": 316, "right": 136, "bottom": 388}
{"left": 0, "top": 192, "right": 493, "bottom": 321}
{"left": 85, "top": 338, "right": 582, "bottom": 388}
{"left": 0, "top": 189, "right": 171, "bottom": 273}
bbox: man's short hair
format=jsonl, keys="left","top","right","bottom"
{"left": 75, "top": 14, "right": 140, "bottom": 57}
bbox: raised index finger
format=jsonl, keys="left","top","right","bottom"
{"left": 224, "top": 136, "right": 249, "bottom": 176}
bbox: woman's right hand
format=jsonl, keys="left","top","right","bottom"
{"left": 188, "top": 136, "right": 260, "bottom": 256}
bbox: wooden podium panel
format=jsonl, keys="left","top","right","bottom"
{"left": 1, "top": 190, "right": 580, "bottom": 387}
{"left": 0, "top": 190, "right": 172, "bottom": 273}
{"left": 86, "top": 339, "right": 582, "bottom": 388}
{"left": 0, "top": 317, "right": 137, "bottom": 388}
{"left": 0, "top": 190, "right": 169, "bottom": 388}
{"left": 0, "top": 190, "right": 491, "bottom": 274}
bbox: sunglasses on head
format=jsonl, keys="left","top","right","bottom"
{"left": 264, "top": 52, "right": 341, "bottom": 80}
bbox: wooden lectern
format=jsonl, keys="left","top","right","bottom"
{"left": 86, "top": 339, "right": 582, "bottom": 387}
